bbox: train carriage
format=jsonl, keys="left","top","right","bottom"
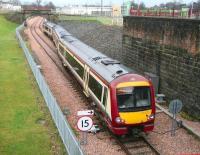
{"left": 42, "top": 21, "right": 56, "bottom": 37}
{"left": 52, "top": 26, "right": 71, "bottom": 49}
{"left": 43, "top": 21, "right": 156, "bottom": 135}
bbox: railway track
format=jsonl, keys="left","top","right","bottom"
{"left": 93, "top": 110, "right": 161, "bottom": 155}
{"left": 30, "top": 18, "right": 61, "bottom": 68}
{"left": 115, "top": 135, "right": 160, "bottom": 155}
{"left": 29, "top": 17, "right": 74, "bottom": 81}
{"left": 38, "top": 20, "right": 56, "bottom": 52}
{"left": 30, "top": 16, "right": 91, "bottom": 105}
{"left": 28, "top": 16, "right": 161, "bottom": 155}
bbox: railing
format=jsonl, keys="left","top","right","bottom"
{"left": 16, "top": 25, "right": 84, "bottom": 155}
{"left": 129, "top": 8, "right": 200, "bottom": 19}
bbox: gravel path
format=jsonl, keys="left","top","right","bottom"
{"left": 149, "top": 112, "right": 200, "bottom": 154}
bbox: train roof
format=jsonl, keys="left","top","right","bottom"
{"left": 53, "top": 25, "right": 72, "bottom": 38}
{"left": 59, "top": 32, "right": 134, "bottom": 83}
{"left": 44, "top": 21, "right": 56, "bottom": 28}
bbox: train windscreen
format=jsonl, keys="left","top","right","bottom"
{"left": 117, "top": 86, "right": 151, "bottom": 112}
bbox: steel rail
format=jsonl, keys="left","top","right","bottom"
{"left": 29, "top": 17, "right": 69, "bottom": 78}
{"left": 32, "top": 17, "right": 87, "bottom": 92}
{"left": 112, "top": 134, "right": 160, "bottom": 155}
{"left": 37, "top": 18, "right": 57, "bottom": 54}
{"left": 142, "top": 136, "right": 160, "bottom": 155}
{"left": 33, "top": 18, "right": 60, "bottom": 63}
{"left": 30, "top": 16, "right": 90, "bottom": 104}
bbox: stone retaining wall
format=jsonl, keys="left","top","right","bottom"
{"left": 122, "top": 16, "right": 200, "bottom": 119}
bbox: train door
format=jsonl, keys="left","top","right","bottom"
{"left": 101, "top": 87, "right": 107, "bottom": 110}
{"left": 50, "top": 28, "right": 52, "bottom": 36}
{"left": 83, "top": 65, "right": 90, "bottom": 97}
{"left": 101, "top": 86, "right": 111, "bottom": 120}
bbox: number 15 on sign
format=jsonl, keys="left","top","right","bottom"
{"left": 77, "top": 116, "right": 93, "bottom": 132}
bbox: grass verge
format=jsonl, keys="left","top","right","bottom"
{"left": 180, "top": 111, "right": 200, "bottom": 121}
{"left": 0, "top": 16, "right": 65, "bottom": 155}
{"left": 59, "top": 15, "right": 113, "bottom": 25}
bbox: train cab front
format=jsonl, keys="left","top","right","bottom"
{"left": 110, "top": 74, "right": 156, "bottom": 135}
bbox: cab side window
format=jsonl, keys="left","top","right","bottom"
{"left": 102, "top": 87, "right": 108, "bottom": 107}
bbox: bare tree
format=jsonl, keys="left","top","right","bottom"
{"left": 36, "top": 0, "right": 42, "bottom": 7}
{"left": 45, "top": 1, "right": 55, "bottom": 9}
{"left": 130, "top": 1, "right": 146, "bottom": 9}
{"left": 140, "top": 2, "right": 146, "bottom": 9}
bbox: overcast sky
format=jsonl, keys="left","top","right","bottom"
{"left": 21, "top": 0, "right": 196, "bottom": 7}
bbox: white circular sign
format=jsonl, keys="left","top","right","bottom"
{"left": 169, "top": 99, "right": 183, "bottom": 114}
{"left": 77, "top": 116, "right": 93, "bottom": 132}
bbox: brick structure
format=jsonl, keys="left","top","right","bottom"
{"left": 21, "top": 5, "right": 54, "bottom": 21}
{"left": 122, "top": 16, "right": 200, "bottom": 119}
{"left": 22, "top": 5, "right": 52, "bottom": 13}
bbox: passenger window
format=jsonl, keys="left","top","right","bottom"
{"left": 71, "top": 58, "right": 84, "bottom": 78}
{"left": 59, "top": 45, "right": 65, "bottom": 54}
{"left": 64, "top": 50, "right": 84, "bottom": 78}
{"left": 88, "top": 75, "right": 102, "bottom": 101}
{"left": 64, "top": 51, "right": 67, "bottom": 57}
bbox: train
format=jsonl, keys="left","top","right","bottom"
{"left": 42, "top": 20, "right": 156, "bottom": 135}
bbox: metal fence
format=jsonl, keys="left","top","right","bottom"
{"left": 127, "top": 8, "right": 200, "bottom": 19}
{"left": 16, "top": 25, "right": 84, "bottom": 155}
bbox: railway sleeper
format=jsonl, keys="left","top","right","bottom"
{"left": 129, "top": 147, "right": 153, "bottom": 154}
{"left": 125, "top": 144, "right": 148, "bottom": 149}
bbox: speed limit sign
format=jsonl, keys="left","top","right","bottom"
{"left": 77, "top": 116, "right": 93, "bottom": 132}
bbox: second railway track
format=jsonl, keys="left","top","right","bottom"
{"left": 29, "top": 17, "right": 70, "bottom": 79}
{"left": 30, "top": 18, "right": 59, "bottom": 62}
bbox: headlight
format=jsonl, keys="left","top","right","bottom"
{"left": 148, "top": 114, "right": 155, "bottom": 120}
{"left": 115, "top": 117, "right": 125, "bottom": 124}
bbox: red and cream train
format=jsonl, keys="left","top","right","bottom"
{"left": 42, "top": 20, "right": 156, "bottom": 135}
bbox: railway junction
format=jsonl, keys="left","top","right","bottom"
{"left": 18, "top": 16, "right": 200, "bottom": 155}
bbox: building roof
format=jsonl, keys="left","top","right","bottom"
{"left": 22, "top": 5, "right": 51, "bottom": 11}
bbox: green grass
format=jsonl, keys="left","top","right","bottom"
{"left": 180, "top": 111, "right": 200, "bottom": 121}
{"left": 0, "top": 16, "right": 65, "bottom": 155}
{"left": 59, "top": 15, "right": 113, "bottom": 25}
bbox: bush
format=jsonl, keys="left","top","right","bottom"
{"left": 3, "top": 12, "right": 23, "bottom": 24}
